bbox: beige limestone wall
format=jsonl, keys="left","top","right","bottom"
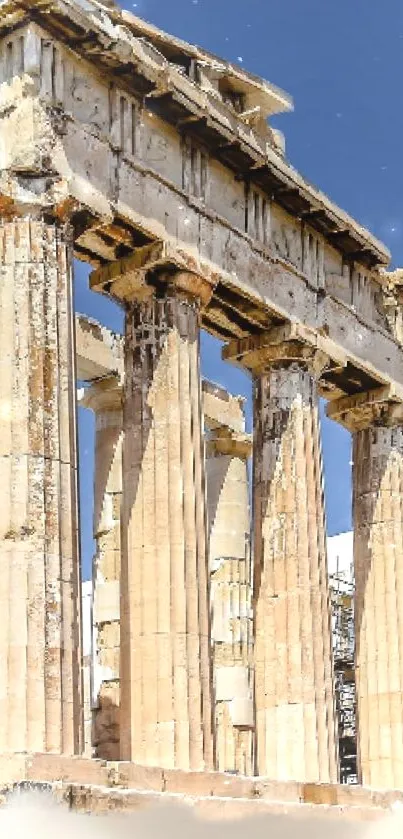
{"left": 252, "top": 362, "right": 338, "bottom": 782}
{"left": 353, "top": 425, "right": 403, "bottom": 789}
{"left": 206, "top": 430, "right": 254, "bottom": 775}
{"left": 0, "top": 219, "right": 82, "bottom": 754}
{"left": 119, "top": 282, "right": 214, "bottom": 770}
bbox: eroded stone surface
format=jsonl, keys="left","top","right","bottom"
{"left": 119, "top": 279, "right": 214, "bottom": 770}
{"left": 77, "top": 318, "right": 256, "bottom": 772}
{"left": 251, "top": 361, "right": 338, "bottom": 782}
{"left": 223, "top": 329, "right": 340, "bottom": 783}
{"left": 0, "top": 0, "right": 399, "bottom": 403}
{"left": 326, "top": 391, "right": 403, "bottom": 788}
{"left": 353, "top": 424, "right": 403, "bottom": 789}
{"left": 2, "top": 0, "right": 403, "bottom": 799}
{"left": 0, "top": 219, "right": 82, "bottom": 754}
{"left": 80, "top": 377, "right": 123, "bottom": 761}
{"left": 0, "top": 754, "right": 400, "bottom": 824}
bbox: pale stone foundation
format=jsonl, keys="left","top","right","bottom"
{"left": 0, "top": 754, "right": 400, "bottom": 823}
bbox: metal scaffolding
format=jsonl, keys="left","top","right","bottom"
{"left": 329, "top": 559, "right": 357, "bottom": 784}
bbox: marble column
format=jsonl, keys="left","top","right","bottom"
{"left": 80, "top": 376, "right": 123, "bottom": 760}
{"left": 328, "top": 388, "right": 403, "bottom": 789}
{"left": 0, "top": 218, "right": 82, "bottom": 754}
{"left": 81, "top": 581, "right": 93, "bottom": 757}
{"left": 224, "top": 333, "right": 338, "bottom": 782}
{"left": 90, "top": 260, "right": 215, "bottom": 770}
{"left": 206, "top": 427, "right": 254, "bottom": 776}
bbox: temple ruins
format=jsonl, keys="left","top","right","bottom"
{"left": 1, "top": 0, "right": 403, "bottom": 822}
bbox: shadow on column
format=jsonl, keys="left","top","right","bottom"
{"left": 119, "top": 286, "right": 214, "bottom": 770}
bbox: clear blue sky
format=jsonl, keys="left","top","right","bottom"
{"left": 76, "top": 0, "right": 403, "bottom": 579}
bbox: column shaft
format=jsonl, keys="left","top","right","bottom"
{"left": 81, "top": 378, "right": 123, "bottom": 760}
{"left": 81, "top": 582, "right": 93, "bottom": 757}
{"left": 120, "top": 291, "right": 214, "bottom": 769}
{"left": 253, "top": 363, "right": 338, "bottom": 781}
{"left": 0, "top": 219, "right": 82, "bottom": 754}
{"left": 206, "top": 431, "right": 254, "bottom": 775}
{"left": 353, "top": 426, "right": 403, "bottom": 788}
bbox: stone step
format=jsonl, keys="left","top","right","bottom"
{"left": 0, "top": 754, "right": 401, "bottom": 823}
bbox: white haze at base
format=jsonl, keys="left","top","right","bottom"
{"left": 1, "top": 793, "right": 403, "bottom": 839}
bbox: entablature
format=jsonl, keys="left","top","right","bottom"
{"left": 1, "top": 0, "right": 402, "bottom": 403}
{"left": 0, "top": 0, "right": 389, "bottom": 269}
{"left": 327, "top": 385, "right": 403, "bottom": 433}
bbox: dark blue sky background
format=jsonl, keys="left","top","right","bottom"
{"left": 76, "top": 0, "right": 403, "bottom": 579}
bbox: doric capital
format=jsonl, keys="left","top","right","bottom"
{"left": 79, "top": 375, "right": 123, "bottom": 414}
{"left": 326, "top": 384, "right": 403, "bottom": 432}
{"left": 90, "top": 240, "right": 218, "bottom": 306}
{"left": 206, "top": 428, "right": 252, "bottom": 459}
{"left": 222, "top": 321, "right": 346, "bottom": 378}
{"left": 380, "top": 267, "right": 403, "bottom": 293}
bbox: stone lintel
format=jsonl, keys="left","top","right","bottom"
{"left": 202, "top": 379, "right": 246, "bottom": 432}
{"left": 90, "top": 240, "right": 219, "bottom": 305}
{"left": 223, "top": 321, "right": 346, "bottom": 376}
{"left": 206, "top": 428, "right": 252, "bottom": 459}
{"left": 75, "top": 314, "right": 124, "bottom": 382}
{"left": 326, "top": 384, "right": 403, "bottom": 432}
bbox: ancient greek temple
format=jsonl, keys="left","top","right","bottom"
{"left": 1, "top": 0, "right": 403, "bottom": 821}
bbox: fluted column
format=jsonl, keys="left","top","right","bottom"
{"left": 0, "top": 218, "right": 82, "bottom": 754}
{"left": 80, "top": 376, "right": 123, "bottom": 760}
{"left": 90, "top": 256, "right": 215, "bottom": 770}
{"left": 328, "top": 388, "right": 403, "bottom": 789}
{"left": 206, "top": 428, "right": 254, "bottom": 775}
{"left": 81, "top": 582, "right": 93, "bottom": 757}
{"left": 224, "top": 329, "right": 338, "bottom": 782}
